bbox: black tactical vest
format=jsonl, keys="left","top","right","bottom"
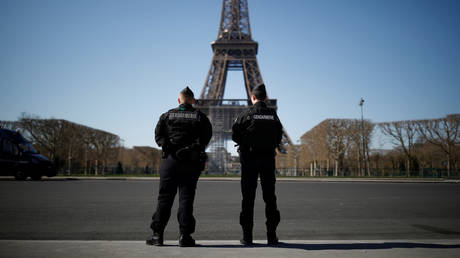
{"left": 245, "top": 107, "right": 279, "bottom": 152}
{"left": 166, "top": 108, "right": 201, "bottom": 148}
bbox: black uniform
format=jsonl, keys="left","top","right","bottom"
{"left": 150, "top": 103, "right": 212, "bottom": 236}
{"left": 232, "top": 101, "right": 283, "bottom": 234}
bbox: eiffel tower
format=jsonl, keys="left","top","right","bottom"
{"left": 196, "top": 0, "right": 292, "bottom": 173}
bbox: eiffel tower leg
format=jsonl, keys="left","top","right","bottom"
{"left": 201, "top": 53, "right": 231, "bottom": 173}
{"left": 242, "top": 58, "right": 264, "bottom": 100}
{"left": 200, "top": 53, "right": 229, "bottom": 101}
{"left": 206, "top": 105, "right": 237, "bottom": 173}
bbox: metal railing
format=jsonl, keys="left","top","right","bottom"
{"left": 195, "top": 99, "right": 277, "bottom": 107}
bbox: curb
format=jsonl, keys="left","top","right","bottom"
{"left": 1, "top": 176, "right": 459, "bottom": 183}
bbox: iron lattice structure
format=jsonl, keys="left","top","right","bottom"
{"left": 196, "top": 0, "right": 292, "bottom": 173}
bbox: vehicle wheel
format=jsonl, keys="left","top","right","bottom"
{"left": 14, "top": 170, "right": 27, "bottom": 180}
{"left": 30, "top": 174, "right": 42, "bottom": 181}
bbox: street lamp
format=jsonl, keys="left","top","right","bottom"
{"left": 359, "top": 98, "right": 366, "bottom": 176}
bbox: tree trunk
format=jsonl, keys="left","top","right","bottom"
{"left": 313, "top": 160, "right": 317, "bottom": 177}
{"left": 391, "top": 159, "right": 395, "bottom": 177}
{"left": 310, "top": 162, "right": 313, "bottom": 177}
{"left": 366, "top": 146, "right": 370, "bottom": 177}
{"left": 67, "top": 147, "right": 71, "bottom": 175}
{"left": 334, "top": 159, "right": 338, "bottom": 177}
{"left": 319, "top": 161, "right": 322, "bottom": 176}
{"left": 357, "top": 151, "right": 361, "bottom": 177}
{"left": 294, "top": 156, "right": 298, "bottom": 177}
{"left": 381, "top": 159, "right": 384, "bottom": 177}
{"left": 447, "top": 153, "right": 451, "bottom": 178}
{"left": 430, "top": 161, "right": 433, "bottom": 178}
{"left": 406, "top": 158, "right": 410, "bottom": 177}
{"left": 366, "top": 160, "right": 370, "bottom": 177}
{"left": 84, "top": 149, "right": 88, "bottom": 175}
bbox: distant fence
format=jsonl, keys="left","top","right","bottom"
{"left": 58, "top": 167, "right": 459, "bottom": 178}
{"left": 57, "top": 167, "right": 160, "bottom": 176}
{"left": 276, "top": 168, "right": 459, "bottom": 178}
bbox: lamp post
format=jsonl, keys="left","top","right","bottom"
{"left": 359, "top": 98, "right": 365, "bottom": 176}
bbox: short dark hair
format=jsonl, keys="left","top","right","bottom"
{"left": 180, "top": 86, "right": 194, "bottom": 98}
{"left": 252, "top": 84, "right": 267, "bottom": 100}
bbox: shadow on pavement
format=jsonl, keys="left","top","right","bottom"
{"left": 198, "top": 242, "right": 460, "bottom": 250}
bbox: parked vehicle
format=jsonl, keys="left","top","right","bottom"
{"left": 0, "top": 128, "right": 56, "bottom": 180}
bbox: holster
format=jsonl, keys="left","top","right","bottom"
{"left": 238, "top": 145, "right": 275, "bottom": 158}
{"left": 175, "top": 146, "right": 208, "bottom": 172}
{"left": 175, "top": 146, "right": 201, "bottom": 162}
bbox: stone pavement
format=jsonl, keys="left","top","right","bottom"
{"left": 1, "top": 240, "right": 460, "bottom": 258}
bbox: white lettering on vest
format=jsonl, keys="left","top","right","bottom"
{"left": 253, "top": 114, "right": 274, "bottom": 120}
{"left": 169, "top": 113, "right": 198, "bottom": 119}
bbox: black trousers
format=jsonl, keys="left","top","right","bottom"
{"left": 150, "top": 155, "right": 200, "bottom": 235}
{"left": 239, "top": 153, "right": 280, "bottom": 232}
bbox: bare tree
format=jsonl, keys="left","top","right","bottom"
{"left": 325, "top": 119, "right": 353, "bottom": 176}
{"left": 18, "top": 113, "right": 68, "bottom": 167}
{"left": 300, "top": 122, "right": 328, "bottom": 176}
{"left": 379, "top": 120, "right": 418, "bottom": 177}
{"left": 349, "top": 119, "right": 374, "bottom": 176}
{"left": 0, "top": 121, "right": 20, "bottom": 130}
{"left": 299, "top": 118, "right": 374, "bottom": 177}
{"left": 14, "top": 113, "right": 123, "bottom": 174}
{"left": 413, "top": 141, "right": 443, "bottom": 177}
{"left": 91, "top": 130, "right": 120, "bottom": 175}
{"left": 415, "top": 114, "right": 460, "bottom": 177}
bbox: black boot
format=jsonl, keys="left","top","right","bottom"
{"left": 240, "top": 229, "right": 253, "bottom": 246}
{"left": 179, "top": 234, "right": 196, "bottom": 247}
{"left": 267, "top": 231, "right": 279, "bottom": 245}
{"left": 146, "top": 232, "right": 164, "bottom": 246}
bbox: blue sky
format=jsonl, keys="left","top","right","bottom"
{"left": 1, "top": 0, "right": 459, "bottom": 149}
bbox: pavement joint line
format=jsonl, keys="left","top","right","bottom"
{"left": 1, "top": 176, "right": 459, "bottom": 183}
